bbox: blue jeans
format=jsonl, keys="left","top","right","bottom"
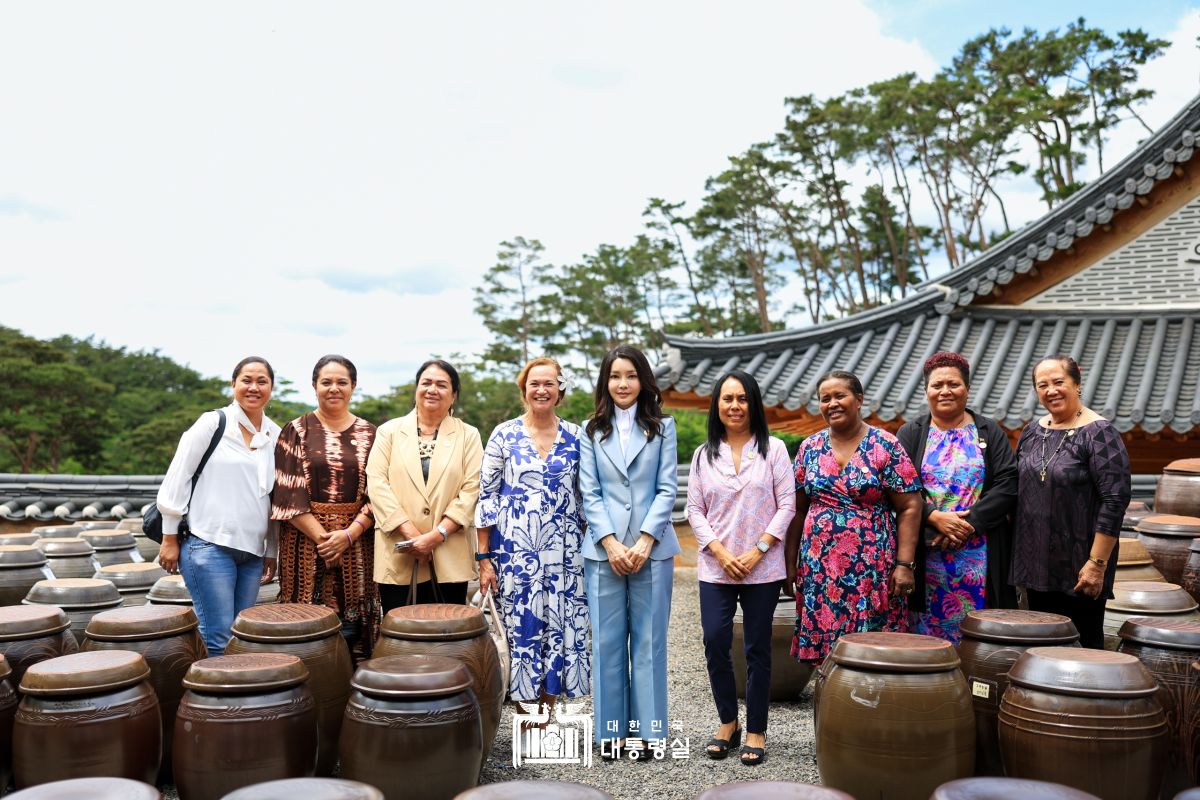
{"left": 180, "top": 535, "right": 263, "bottom": 656}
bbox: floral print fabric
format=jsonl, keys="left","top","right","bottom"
{"left": 475, "top": 417, "right": 590, "bottom": 701}
{"left": 791, "top": 426, "right": 921, "bottom": 662}
{"left": 909, "top": 423, "right": 986, "bottom": 643}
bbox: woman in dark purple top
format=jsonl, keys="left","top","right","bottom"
{"left": 1012, "top": 354, "right": 1131, "bottom": 649}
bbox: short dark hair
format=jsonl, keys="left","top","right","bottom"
{"left": 705, "top": 370, "right": 770, "bottom": 463}
{"left": 312, "top": 354, "right": 357, "bottom": 385}
{"left": 1032, "top": 354, "right": 1082, "bottom": 386}
{"left": 924, "top": 351, "right": 971, "bottom": 386}
{"left": 416, "top": 359, "right": 461, "bottom": 395}
{"left": 233, "top": 356, "right": 274, "bottom": 384}
{"left": 816, "top": 370, "right": 863, "bottom": 400}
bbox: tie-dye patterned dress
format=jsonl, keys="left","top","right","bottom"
{"left": 908, "top": 423, "right": 986, "bottom": 642}
{"left": 791, "top": 426, "right": 921, "bottom": 662}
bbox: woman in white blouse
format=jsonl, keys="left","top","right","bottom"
{"left": 156, "top": 356, "right": 282, "bottom": 655}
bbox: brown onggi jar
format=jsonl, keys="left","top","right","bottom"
{"left": 225, "top": 604, "right": 351, "bottom": 777}
{"left": 930, "top": 777, "right": 1101, "bottom": 799}
{"left": 146, "top": 574, "right": 193, "bottom": 607}
{"left": 23, "top": 578, "right": 123, "bottom": 638}
{"left": 1156, "top": 459, "right": 1200, "bottom": 518}
{"left": 34, "top": 539, "right": 98, "bottom": 580}
{"left": 221, "top": 778, "right": 384, "bottom": 800}
{"left": 691, "top": 782, "right": 854, "bottom": 800}
{"left": 0, "top": 605, "right": 79, "bottom": 688}
{"left": 174, "top": 653, "right": 318, "bottom": 800}
{"left": 0, "top": 546, "right": 55, "bottom": 607}
{"left": 1117, "top": 538, "right": 1167, "bottom": 584}
{"left": 1103, "top": 582, "right": 1200, "bottom": 651}
{"left": 5, "top": 777, "right": 162, "bottom": 799}
{"left": 78, "top": 531, "right": 143, "bottom": 568}
{"left": 733, "top": 588, "right": 814, "bottom": 701}
{"left": 0, "top": 655, "right": 19, "bottom": 792}
{"left": 1137, "top": 515, "right": 1200, "bottom": 585}
{"left": 14, "top": 650, "right": 160, "bottom": 789}
{"left": 93, "top": 562, "right": 167, "bottom": 607}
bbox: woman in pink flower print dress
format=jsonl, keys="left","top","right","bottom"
{"left": 783, "top": 371, "right": 924, "bottom": 662}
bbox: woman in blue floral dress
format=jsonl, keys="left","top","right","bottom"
{"left": 784, "top": 371, "right": 923, "bottom": 662}
{"left": 475, "top": 358, "right": 590, "bottom": 703}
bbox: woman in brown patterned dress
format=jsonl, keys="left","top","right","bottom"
{"left": 272, "top": 354, "right": 381, "bottom": 663}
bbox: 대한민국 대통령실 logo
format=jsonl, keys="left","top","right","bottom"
{"left": 512, "top": 700, "right": 592, "bottom": 768}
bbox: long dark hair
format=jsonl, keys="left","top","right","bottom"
{"left": 586, "top": 345, "right": 666, "bottom": 442}
{"left": 705, "top": 370, "right": 769, "bottom": 464}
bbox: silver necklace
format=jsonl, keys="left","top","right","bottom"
{"left": 1038, "top": 410, "right": 1081, "bottom": 482}
{"left": 417, "top": 426, "right": 438, "bottom": 459}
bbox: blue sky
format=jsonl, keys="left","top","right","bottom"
{"left": 1, "top": 2, "right": 1197, "bottom": 398}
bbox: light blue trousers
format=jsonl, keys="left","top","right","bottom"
{"left": 584, "top": 557, "right": 672, "bottom": 743}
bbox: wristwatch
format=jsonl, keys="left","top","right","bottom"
{"left": 895, "top": 560, "right": 916, "bottom": 570}
{"left": 474, "top": 551, "right": 495, "bottom": 562}
{"left": 756, "top": 540, "right": 770, "bottom": 554}
{"left": 436, "top": 523, "right": 450, "bottom": 542}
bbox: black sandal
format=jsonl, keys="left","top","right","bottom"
{"left": 705, "top": 726, "right": 741, "bottom": 760}
{"left": 740, "top": 745, "right": 766, "bottom": 766}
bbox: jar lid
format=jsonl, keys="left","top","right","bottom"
{"left": 930, "top": 777, "right": 1104, "bottom": 800}
{"left": 93, "top": 562, "right": 167, "bottom": 590}
{"left": 1164, "top": 458, "right": 1200, "bottom": 474}
{"left": 1007, "top": 647, "right": 1158, "bottom": 697}
{"left": 23, "top": 578, "right": 123, "bottom": 610}
{"left": 145, "top": 575, "right": 192, "bottom": 605}
{"left": 116, "top": 518, "right": 144, "bottom": 532}
{"left": 0, "top": 776, "right": 163, "bottom": 799}
{"left": 830, "top": 632, "right": 960, "bottom": 672}
{"left": 30, "top": 524, "right": 81, "bottom": 537}
{"left": 79, "top": 522, "right": 119, "bottom": 531}
{"left": 380, "top": 603, "right": 488, "bottom": 641}
{"left": 230, "top": 603, "right": 341, "bottom": 643}
{"left": 221, "top": 778, "right": 384, "bottom": 800}
{"left": 1118, "top": 617, "right": 1200, "bottom": 650}
{"left": 1117, "top": 539, "right": 1152, "bottom": 564}
{"left": 1123, "top": 501, "right": 1153, "bottom": 531}
{"left": 36, "top": 537, "right": 95, "bottom": 557}
{"left": 959, "top": 610, "right": 1080, "bottom": 644}
{"left": 85, "top": 605, "right": 198, "bottom": 641}
{"left": 0, "top": 533, "right": 41, "bottom": 547}
{"left": 1136, "top": 514, "right": 1200, "bottom": 537}
{"left": 0, "top": 545, "right": 48, "bottom": 568}
{"left": 183, "top": 653, "right": 309, "bottom": 693}
{"left": 1109, "top": 581, "right": 1200, "bottom": 614}
{"left": 21, "top": 650, "right": 151, "bottom": 696}
{"left": 78, "top": 530, "right": 138, "bottom": 550}
{"left": 697, "top": 782, "right": 854, "bottom": 800}
{"left": 351, "top": 655, "right": 472, "bottom": 698}
{"left": 0, "top": 604, "right": 71, "bottom": 640}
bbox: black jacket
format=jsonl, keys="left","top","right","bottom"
{"left": 896, "top": 410, "right": 1019, "bottom": 612}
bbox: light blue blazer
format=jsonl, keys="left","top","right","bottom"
{"left": 579, "top": 415, "right": 680, "bottom": 562}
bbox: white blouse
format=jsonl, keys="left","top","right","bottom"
{"left": 156, "top": 402, "right": 282, "bottom": 557}
{"left": 615, "top": 402, "right": 638, "bottom": 456}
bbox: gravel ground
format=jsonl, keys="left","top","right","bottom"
{"left": 477, "top": 567, "right": 822, "bottom": 799}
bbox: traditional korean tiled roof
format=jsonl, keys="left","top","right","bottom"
{"left": 0, "top": 473, "right": 160, "bottom": 522}
{"left": 659, "top": 92, "right": 1200, "bottom": 435}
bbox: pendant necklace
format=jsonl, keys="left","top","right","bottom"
{"left": 1038, "top": 409, "right": 1082, "bottom": 482}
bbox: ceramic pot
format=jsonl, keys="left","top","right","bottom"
{"left": 692, "top": 783, "right": 853, "bottom": 799}
{"left": 374, "top": 603, "right": 504, "bottom": 772}
{"left": 0, "top": 605, "right": 79, "bottom": 688}
{"left": 23, "top": 579, "right": 123, "bottom": 638}
{"left": 732, "top": 589, "right": 814, "bottom": 701}
{"left": 174, "top": 654, "right": 318, "bottom": 800}
{"left": 998, "top": 647, "right": 1167, "bottom": 800}
{"left": 225, "top": 604, "right": 352, "bottom": 777}
{"left": 1116, "top": 618, "right": 1200, "bottom": 798}
{"left": 6, "top": 777, "right": 162, "bottom": 798}
{"left": 1103, "top": 582, "right": 1200, "bottom": 650}
{"left": 1124, "top": 502, "right": 1154, "bottom": 537}
{"left": 220, "top": 778, "right": 384, "bottom": 800}
{"left": 957, "top": 610, "right": 1080, "bottom": 776}
{"left": 1157, "top": 459, "right": 1200, "bottom": 517}
{"left": 78, "top": 522, "right": 119, "bottom": 531}
{"left": 1181, "top": 539, "right": 1200, "bottom": 604}
{"left": 116, "top": 518, "right": 144, "bottom": 532}
{"left": 340, "top": 655, "right": 481, "bottom": 798}
{"left": 1118, "top": 538, "right": 1167, "bottom": 583}
{"left": 78, "top": 531, "right": 143, "bottom": 568}
{"left": 14, "top": 650, "right": 161, "bottom": 788}
{"left": 815, "top": 632, "right": 975, "bottom": 800}
{"left": 34, "top": 539, "right": 99, "bottom": 580}
{"left": 82, "top": 605, "right": 206, "bottom": 784}
{"left": 1190, "top": 662, "right": 1200, "bottom": 787}
{"left": 0, "top": 535, "right": 41, "bottom": 548}
{"left": 93, "top": 563, "right": 168, "bottom": 607}
{"left": 0, "top": 546, "right": 55, "bottom": 607}
{"left": 930, "top": 778, "right": 1102, "bottom": 799}
{"left": 146, "top": 574, "right": 193, "bottom": 606}
{"left": 0, "top": 655, "right": 19, "bottom": 792}
{"left": 1137, "top": 516, "right": 1200, "bottom": 584}
{"left": 28, "top": 526, "right": 81, "bottom": 538}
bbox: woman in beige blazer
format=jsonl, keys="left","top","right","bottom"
{"left": 366, "top": 359, "right": 483, "bottom": 610}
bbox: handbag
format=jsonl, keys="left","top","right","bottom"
{"left": 143, "top": 410, "right": 227, "bottom": 544}
{"left": 403, "top": 558, "right": 444, "bottom": 605}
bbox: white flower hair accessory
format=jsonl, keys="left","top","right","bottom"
{"left": 557, "top": 369, "right": 575, "bottom": 394}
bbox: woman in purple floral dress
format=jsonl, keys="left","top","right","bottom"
{"left": 784, "top": 371, "right": 923, "bottom": 662}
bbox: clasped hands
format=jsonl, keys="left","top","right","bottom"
{"left": 709, "top": 541, "right": 766, "bottom": 581}
{"left": 929, "top": 509, "right": 974, "bottom": 551}
{"left": 603, "top": 533, "right": 655, "bottom": 576}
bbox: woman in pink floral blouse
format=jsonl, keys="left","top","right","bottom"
{"left": 687, "top": 370, "right": 795, "bottom": 767}
{"left": 783, "top": 370, "right": 923, "bottom": 663}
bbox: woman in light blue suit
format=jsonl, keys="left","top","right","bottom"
{"left": 579, "top": 344, "right": 679, "bottom": 760}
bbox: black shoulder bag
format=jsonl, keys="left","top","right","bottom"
{"left": 143, "top": 410, "right": 227, "bottom": 544}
